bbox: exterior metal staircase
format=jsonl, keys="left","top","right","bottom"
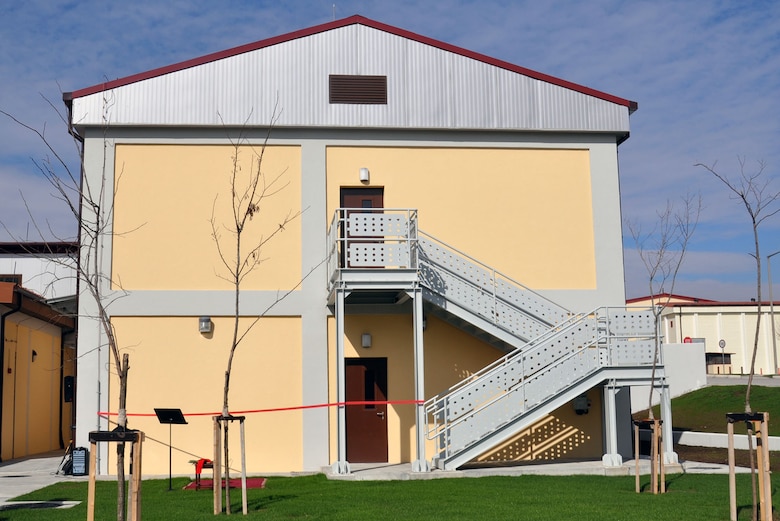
{"left": 418, "top": 232, "right": 571, "bottom": 349}
{"left": 327, "top": 209, "right": 657, "bottom": 470}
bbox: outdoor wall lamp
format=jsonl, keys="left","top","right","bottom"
{"left": 31, "top": 350, "right": 37, "bottom": 362}
{"left": 573, "top": 394, "right": 591, "bottom": 415}
{"left": 361, "top": 333, "right": 372, "bottom": 348}
{"left": 359, "top": 167, "right": 370, "bottom": 183}
{"left": 199, "top": 316, "right": 213, "bottom": 334}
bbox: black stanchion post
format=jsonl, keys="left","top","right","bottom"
{"left": 154, "top": 408, "right": 188, "bottom": 491}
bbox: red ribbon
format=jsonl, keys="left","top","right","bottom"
{"left": 98, "top": 399, "right": 424, "bottom": 418}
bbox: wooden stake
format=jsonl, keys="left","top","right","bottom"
{"left": 213, "top": 417, "right": 222, "bottom": 515}
{"left": 87, "top": 440, "right": 97, "bottom": 521}
{"left": 658, "top": 420, "right": 666, "bottom": 494}
{"left": 634, "top": 422, "right": 640, "bottom": 493}
{"left": 130, "top": 434, "right": 143, "bottom": 521}
{"left": 760, "top": 413, "right": 772, "bottom": 521}
{"left": 728, "top": 420, "right": 737, "bottom": 521}
{"left": 650, "top": 421, "right": 658, "bottom": 494}
{"left": 754, "top": 420, "right": 766, "bottom": 521}
{"left": 240, "top": 419, "right": 247, "bottom": 515}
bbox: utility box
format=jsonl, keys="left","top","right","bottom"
{"left": 72, "top": 447, "right": 88, "bottom": 476}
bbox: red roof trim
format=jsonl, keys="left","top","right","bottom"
{"left": 626, "top": 293, "right": 719, "bottom": 304}
{"left": 66, "top": 15, "right": 637, "bottom": 111}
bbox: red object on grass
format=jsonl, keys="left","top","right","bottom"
{"left": 184, "top": 477, "right": 267, "bottom": 491}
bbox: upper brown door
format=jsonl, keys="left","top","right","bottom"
{"left": 345, "top": 358, "right": 388, "bottom": 462}
{"left": 340, "top": 188, "right": 384, "bottom": 268}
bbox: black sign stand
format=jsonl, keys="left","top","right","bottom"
{"left": 154, "top": 408, "right": 187, "bottom": 491}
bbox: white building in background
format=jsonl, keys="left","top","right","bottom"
{"left": 0, "top": 242, "right": 78, "bottom": 301}
{"left": 627, "top": 294, "right": 780, "bottom": 376}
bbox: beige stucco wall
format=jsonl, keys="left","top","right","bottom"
{"left": 111, "top": 144, "right": 302, "bottom": 291}
{"left": 326, "top": 146, "right": 596, "bottom": 289}
{"left": 108, "top": 316, "right": 303, "bottom": 474}
{"left": 476, "top": 390, "right": 604, "bottom": 463}
{"left": 327, "top": 314, "right": 502, "bottom": 464}
{"left": 327, "top": 314, "right": 605, "bottom": 464}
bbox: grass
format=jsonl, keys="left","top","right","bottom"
{"left": 634, "top": 385, "right": 780, "bottom": 436}
{"left": 634, "top": 385, "right": 780, "bottom": 469}
{"left": 3, "top": 473, "right": 776, "bottom": 520}
{"left": 4, "top": 385, "right": 777, "bottom": 520}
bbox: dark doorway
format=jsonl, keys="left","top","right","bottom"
{"left": 340, "top": 187, "right": 384, "bottom": 210}
{"left": 345, "top": 357, "right": 388, "bottom": 462}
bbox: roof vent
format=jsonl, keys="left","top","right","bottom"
{"left": 329, "top": 75, "right": 387, "bottom": 104}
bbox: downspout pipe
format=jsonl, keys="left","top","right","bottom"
{"left": 0, "top": 301, "right": 22, "bottom": 462}
{"left": 62, "top": 90, "right": 84, "bottom": 454}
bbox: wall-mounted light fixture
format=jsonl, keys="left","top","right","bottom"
{"left": 359, "top": 167, "right": 370, "bottom": 184}
{"left": 361, "top": 333, "right": 372, "bottom": 348}
{"left": 573, "top": 394, "right": 591, "bottom": 415}
{"left": 199, "top": 316, "right": 213, "bottom": 334}
{"left": 422, "top": 315, "right": 428, "bottom": 331}
{"left": 31, "top": 350, "right": 38, "bottom": 363}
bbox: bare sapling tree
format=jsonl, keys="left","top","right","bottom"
{"left": 1, "top": 93, "right": 136, "bottom": 521}
{"left": 627, "top": 193, "right": 701, "bottom": 417}
{"left": 697, "top": 157, "right": 779, "bottom": 521}
{"left": 209, "top": 115, "right": 306, "bottom": 514}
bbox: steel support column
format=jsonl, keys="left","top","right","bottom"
{"left": 331, "top": 288, "right": 350, "bottom": 475}
{"left": 601, "top": 380, "right": 623, "bottom": 467}
{"left": 411, "top": 287, "right": 430, "bottom": 472}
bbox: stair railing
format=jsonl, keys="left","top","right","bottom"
{"left": 426, "top": 306, "right": 656, "bottom": 461}
{"left": 418, "top": 232, "right": 571, "bottom": 342}
{"left": 327, "top": 208, "right": 419, "bottom": 283}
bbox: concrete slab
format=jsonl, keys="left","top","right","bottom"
{"left": 323, "top": 458, "right": 744, "bottom": 481}
{"left": 0, "top": 452, "right": 87, "bottom": 507}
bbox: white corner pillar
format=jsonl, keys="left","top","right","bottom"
{"left": 601, "top": 381, "right": 623, "bottom": 467}
{"left": 331, "top": 288, "right": 350, "bottom": 475}
{"left": 659, "top": 381, "right": 678, "bottom": 464}
{"left": 411, "top": 287, "right": 430, "bottom": 472}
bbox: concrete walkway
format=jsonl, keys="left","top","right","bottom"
{"left": 0, "top": 452, "right": 86, "bottom": 510}
{"left": 707, "top": 375, "right": 780, "bottom": 387}
{"left": 324, "top": 458, "right": 747, "bottom": 481}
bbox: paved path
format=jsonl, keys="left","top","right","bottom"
{"left": 0, "top": 452, "right": 86, "bottom": 509}
{"left": 707, "top": 375, "right": 780, "bottom": 387}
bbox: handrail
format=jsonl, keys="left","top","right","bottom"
{"left": 326, "top": 208, "right": 419, "bottom": 278}
{"left": 425, "top": 306, "right": 656, "bottom": 452}
{"left": 426, "top": 319, "right": 602, "bottom": 440}
{"left": 418, "top": 231, "right": 570, "bottom": 322}
{"left": 425, "top": 308, "right": 590, "bottom": 406}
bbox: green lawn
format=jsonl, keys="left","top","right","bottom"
{"left": 634, "top": 384, "right": 780, "bottom": 436}
{"left": 635, "top": 384, "right": 780, "bottom": 473}
{"left": 4, "top": 385, "right": 778, "bottom": 520}
{"left": 4, "top": 473, "right": 775, "bottom": 520}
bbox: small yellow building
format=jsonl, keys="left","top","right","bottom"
{"left": 64, "top": 16, "right": 669, "bottom": 476}
{"left": 628, "top": 293, "right": 780, "bottom": 376}
{"left": 0, "top": 280, "right": 75, "bottom": 461}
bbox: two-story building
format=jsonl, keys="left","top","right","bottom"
{"left": 64, "top": 15, "right": 671, "bottom": 476}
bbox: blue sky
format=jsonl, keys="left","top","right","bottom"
{"left": 0, "top": 1, "right": 778, "bottom": 301}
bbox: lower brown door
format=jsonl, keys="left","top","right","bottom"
{"left": 345, "top": 358, "right": 388, "bottom": 462}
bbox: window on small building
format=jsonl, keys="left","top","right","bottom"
{"left": 329, "top": 75, "right": 387, "bottom": 104}
{"left": 705, "top": 352, "right": 732, "bottom": 375}
{"left": 705, "top": 352, "right": 732, "bottom": 365}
